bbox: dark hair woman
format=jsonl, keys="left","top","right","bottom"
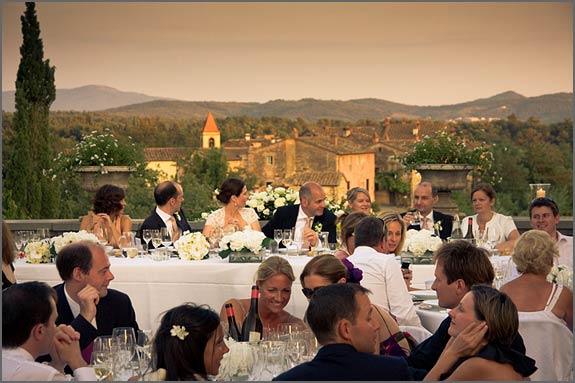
{"left": 80, "top": 184, "right": 131, "bottom": 248}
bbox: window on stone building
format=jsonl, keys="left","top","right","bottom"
{"left": 366, "top": 179, "right": 369, "bottom": 193}
{"left": 209, "top": 138, "right": 215, "bottom": 148}
{"left": 267, "top": 155, "right": 274, "bottom": 165}
{"left": 347, "top": 181, "right": 350, "bottom": 190}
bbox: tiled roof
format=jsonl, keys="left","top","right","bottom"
{"left": 203, "top": 112, "right": 219, "bottom": 133}
{"left": 223, "top": 147, "right": 248, "bottom": 160}
{"left": 296, "top": 137, "right": 374, "bottom": 155}
{"left": 144, "top": 147, "right": 190, "bottom": 162}
{"left": 286, "top": 171, "right": 345, "bottom": 187}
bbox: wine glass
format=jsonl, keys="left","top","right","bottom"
{"left": 135, "top": 329, "right": 153, "bottom": 380}
{"left": 160, "top": 227, "right": 172, "bottom": 248}
{"left": 208, "top": 227, "right": 223, "bottom": 258}
{"left": 274, "top": 229, "right": 283, "bottom": 245}
{"left": 411, "top": 210, "right": 422, "bottom": 227}
{"left": 142, "top": 229, "right": 153, "bottom": 252}
{"left": 90, "top": 350, "right": 112, "bottom": 381}
{"left": 14, "top": 231, "right": 24, "bottom": 252}
{"left": 151, "top": 229, "right": 162, "bottom": 250}
{"left": 282, "top": 229, "right": 293, "bottom": 256}
{"left": 112, "top": 327, "right": 136, "bottom": 380}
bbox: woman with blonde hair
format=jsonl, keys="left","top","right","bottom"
{"left": 219, "top": 256, "right": 304, "bottom": 332}
{"left": 346, "top": 187, "right": 372, "bottom": 214}
{"left": 299, "top": 254, "right": 418, "bottom": 357}
{"left": 500, "top": 230, "right": 572, "bottom": 331}
{"left": 334, "top": 211, "right": 368, "bottom": 259}
{"left": 378, "top": 211, "right": 406, "bottom": 256}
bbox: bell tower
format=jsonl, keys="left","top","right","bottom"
{"left": 201, "top": 112, "right": 220, "bottom": 149}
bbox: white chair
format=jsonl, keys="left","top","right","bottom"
{"left": 518, "top": 314, "right": 573, "bottom": 381}
{"left": 399, "top": 325, "right": 432, "bottom": 345}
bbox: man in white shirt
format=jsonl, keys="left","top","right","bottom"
{"left": 347, "top": 216, "right": 422, "bottom": 326}
{"left": 402, "top": 182, "right": 453, "bottom": 240}
{"left": 530, "top": 197, "right": 573, "bottom": 267}
{"left": 2, "top": 281, "right": 97, "bottom": 381}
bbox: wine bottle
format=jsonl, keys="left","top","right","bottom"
{"left": 450, "top": 215, "right": 463, "bottom": 240}
{"left": 464, "top": 217, "right": 475, "bottom": 243}
{"left": 225, "top": 303, "right": 241, "bottom": 342}
{"left": 240, "top": 285, "right": 263, "bottom": 342}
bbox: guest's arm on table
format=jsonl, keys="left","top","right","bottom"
{"left": 495, "top": 229, "right": 519, "bottom": 253}
{"left": 423, "top": 321, "right": 488, "bottom": 381}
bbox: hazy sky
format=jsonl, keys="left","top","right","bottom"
{"left": 2, "top": 2, "right": 572, "bottom": 106}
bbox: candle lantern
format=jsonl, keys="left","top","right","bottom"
{"left": 529, "top": 183, "right": 551, "bottom": 201}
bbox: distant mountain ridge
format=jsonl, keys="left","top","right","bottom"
{"left": 2, "top": 85, "right": 571, "bottom": 123}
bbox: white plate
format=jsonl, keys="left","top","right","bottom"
{"left": 409, "top": 290, "right": 437, "bottom": 298}
{"left": 423, "top": 299, "right": 439, "bottom": 306}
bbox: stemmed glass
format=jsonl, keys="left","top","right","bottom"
{"left": 142, "top": 229, "right": 153, "bottom": 252}
{"left": 135, "top": 329, "right": 153, "bottom": 380}
{"left": 411, "top": 210, "right": 422, "bottom": 227}
{"left": 282, "top": 229, "right": 293, "bottom": 256}
{"left": 90, "top": 351, "right": 112, "bottom": 381}
{"left": 112, "top": 327, "right": 136, "bottom": 380}
{"left": 160, "top": 227, "right": 172, "bottom": 249}
{"left": 14, "top": 231, "right": 25, "bottom": 252}
{"left": 151, "top": 229, "right": 162, "bottom": 250}
{"left": 274, "top": 229, "right": 283, "bottom": 246}
{"left": 208, "top": 227, "right": 223, "bottom": 258}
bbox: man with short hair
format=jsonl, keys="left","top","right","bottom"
{"left": 139, "top": 181, "right": 191, "bottom": 243}
{"left": 347, "top": 216, "right": 421, "bottom": 326}
{"left": 2, "top": 281, "right": 97, "bottom": 381}
{"left": 54, "top": 241, "right": 139, "bottom": 353}
{"left": 273, "top": 283, "right": 411, "bottom": 381}
{"left": 262, "top": 182, "right": 337, "bottom": 247}
{"left": 529, "top": 197, "right": 572, "bottom": 267}
{"left": 403, "top": 181, "right": 453, "bottom": 240}
{"left": 407, "top": 240, "right": 526, "bottom": 378}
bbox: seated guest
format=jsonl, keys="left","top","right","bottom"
{"left": 300, "top": 254, "right": 413, "bottom": 357}
{"left": 220, "top": 256, "right": 304, "bottom": 331}
{"left": 529, "top": 197, "right": 572, "bottom": 267}
{"left": 80, "top": 184, "right": 131, "bottom": 248}
{"left": 153, "top": 303, "right": 229, "bottom": 381}
{"left": 347, "top": 216, "right": 421, "bottom": 326}
{"left": 424, "top": 285, "right": 537, "bottom": 380}
{"left": 2, "top": 220, "right": 17, "bottom": 289}
{"left": 2, "top": 281, "right": 97, "bottom": 381}
{"left": 346, "top": 187, "right": 372, "bottom": 215}
{"left": 263, "top": 182, "right": 337, "bottom": 248}
{"left": 273, "top": 283, "right": 412, "bottom": 381}
{"left": 407, "top": 240, "right": 527, "bottom": 379}
{"left": 500, "top": 230, "right": 573, "bottom": 330}
{"left": 379, "top": 211, "right": 413, "bottom": 290}
{"left": 139, "top": 181, "right": 191, "bottom": 244}
{"left": 461, "top": 183, "right": 519, "bottom": 253}
{"left": 203, "top": 177, "right": 261, "bottom": 238}
{"left": 402, "top": 182, "right": 453, "bottom": 240}
{"left": 54, "top": 241, "right": 139, "bottom": 352}
{"left": 334, "top": 211, "right": 367, "bottom": 260}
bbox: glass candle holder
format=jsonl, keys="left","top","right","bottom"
{"left": 529, "top": 183, "right": 551, "bottom": 200}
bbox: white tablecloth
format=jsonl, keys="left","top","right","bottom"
{"left": 14, "top": 256, "right": 437, "bottom": 331}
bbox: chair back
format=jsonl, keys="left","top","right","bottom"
{"left": 518, "top": 313, "right": 573, "bottom": 381}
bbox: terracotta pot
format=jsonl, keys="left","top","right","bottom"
{"left": 75, "top": 166, "right": 135, "bottom": 192}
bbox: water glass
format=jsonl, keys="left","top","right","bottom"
{"left": 135, "top": 329, "right": 153, "bottom": 379}
{"left": 112, "top": 327, "right": 136, "bottom": 380}
{"left": 274, "top": 229, "right": 283, "bottom": 244}
{"left": 282, "top": 229, "right": 293, "bottom": 255}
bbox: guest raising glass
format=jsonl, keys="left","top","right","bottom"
{"left": 461, "top": 183, "right": 519, "bottom": 254}
{"left": 80, "top": 184, "right": 131, "bottom": 248}
{"left": 203, "top": 178, "right": 261, "bottom": 238}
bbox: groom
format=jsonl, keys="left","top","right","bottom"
{"left": 262, "top": 182, "right": 337, "bottom": 247}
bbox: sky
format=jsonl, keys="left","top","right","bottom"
{"left": 1, "top": 2, "right": 572, "bottom": 106}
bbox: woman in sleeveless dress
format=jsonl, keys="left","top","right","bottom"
{"left": 500, "top": 230, "right": 572, "bottom": 330}
{"left": 203, "top": 178, "right": 260, "bottom": 238}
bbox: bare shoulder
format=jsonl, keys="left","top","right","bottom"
{"left": 449, "top": 357, "right": 523, "bottom": 381}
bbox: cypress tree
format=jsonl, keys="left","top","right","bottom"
{"left": 5, "top": 2, "right": 57, "bottom": 218}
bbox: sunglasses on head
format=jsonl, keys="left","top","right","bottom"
{"left": 301, "top": 286, "right": 324, "bottom": 299}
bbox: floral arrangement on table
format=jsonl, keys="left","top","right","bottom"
{"left": 547, "top": 264, "right": 573, "bottom": 290}
{"left": 218, "top": 230, "right": 270, "bottom": 259}
{"left": 25, "top": 230, "right": 100, "bottom": 264}
{"left": 216, "top": 337, "right": 256, "bottom": 380}
{"left": 54, "top": 128, "right": 140, "bottom": 174}
{"left": 402, "top": 229, "right": 444, "bottom": 257}
{"left": 174, "top": 232, "right": 210, "bottom": 261}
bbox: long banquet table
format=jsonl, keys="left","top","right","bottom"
{"left": 14, "top": 255, "right": 436, "bottom": 331}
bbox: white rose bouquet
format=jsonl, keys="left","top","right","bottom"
{"left": 174, "top": 232, "right": 210, "bottom": 261}
{"left": 49, "top": 230, "right": 100, "bottom": 261}
{"left": 219, "top": 230, "right": 269, "bottom": 259}
{"left": 402, "top": 229, "right": 443, "bottom": 257}
{"left": 547, "top": 264, "right": 573, "bottom": 290}
{"left": 246, "top": 185, "right": 300, "bottom": 221}
{"left": 25, "top": 240, "right": 51, "bottom": 264}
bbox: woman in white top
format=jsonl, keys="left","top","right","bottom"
{"left": 461, "top": 183, "right": 519, "bottom": 253}
{"left": 202, "top": 178, "right": 261, "bottom": 237}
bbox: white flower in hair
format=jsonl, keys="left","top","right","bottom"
{"left": 170, "top": 325, "right": 189, "bottom": 340}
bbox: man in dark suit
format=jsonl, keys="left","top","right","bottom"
{"left": 403, "top": 181, "right": 453, "bottom": 240}
{"left": 53, "top": 242, "right": 139, "bottom": 353}
{"left": 262, "top": 181, "right": 336, "bottom": 247}
{"left": 138, "top": 181, "right": 191, "bottom": 246}
{"left": 273, "top": 283, "right": 411, "bottom": 381}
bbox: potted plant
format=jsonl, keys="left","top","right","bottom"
{"left": 398, "top": 130, "right": 493, "bottom": 214}
{"left": 58, "top": 129, "right": 140, "bottom": 192}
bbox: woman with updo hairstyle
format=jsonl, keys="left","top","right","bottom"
{"left": 501, "top": 230, "right": 572, "bottom": 331}
{"left": 425, "top": 285, "right": 536, "bottom": 380}
{"left": 152, "top": 303, "right": 229, "bottom": 380}
{"left": 346, "top": 187, "right": 372, "bottom": 214}
{"left": 300, "top": 254, "right": 415, "bottom": 357}
{"left": 80, "top": 184, "right": 131, "bottom": 248}
{"left": 334, "top": 211, "right": 368, "bottom": 259}
{"left": 203, "top": 178, "right": 260, "bottom": 238}
{"left": 219, "top": 256, "right": 304, "bottom": 332}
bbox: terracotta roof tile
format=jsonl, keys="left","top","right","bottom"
{"left": 144, "top": 147, "right": 190, "bottom": 162}
{"left": 286, "top": 171, "right": 345, "bottom": 186}
{"left": 202, "top": 112, "right": 220, "bottom": 133}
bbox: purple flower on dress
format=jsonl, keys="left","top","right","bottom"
{"left": 341, "top": 258, "right": 363, "bottom": 284}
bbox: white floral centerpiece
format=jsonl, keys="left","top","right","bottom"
{"left": 401, "top": 229, "right": 444, "bottom": 264}
{"left": 547, "top": 264, "right": 573, "bottom": 290}
{"left": 219, "top": 230, "right": 270, "bottom": 262}
{"left": 50, "top": 231, "right": 100, "bottom": 254}
{"left": 174, "top": 232, "right": 210, "bottom": 261}
{"left": 216, "top": 338, "right": 256, "bottom": 380}
{"left": 25, "top": 240, "right": 51, "bottom": 264}
{"left": 245, "top": 185, "right": 300, "bottom": 221}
